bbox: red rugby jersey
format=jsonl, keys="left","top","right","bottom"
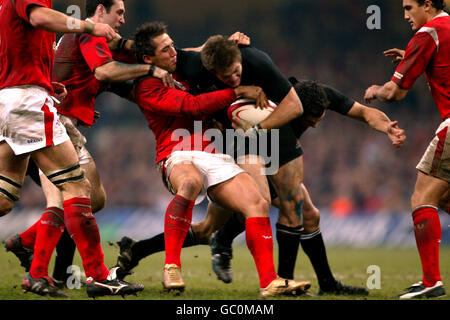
{"left": 53, "top": 31, "right": 114, "bottom": 126}
{"left": 0, "top": 0, "right": 55, "bottom": 94}
{"left": 134, "top": 76, "right": 237, "bottom": 163}
{"left": 392, "top": 13, "right": 450, "bottom": 120}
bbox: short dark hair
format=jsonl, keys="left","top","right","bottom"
{"left": 201, "top": 35, "right": 242, "bottom": 73}
{"left": 86, "top": 0, "right": 124, "bottom": 18}
{"left": 416, "top": 0, "right": 446, "bottom": 10}
{"left": 289, "top": 77, "right": 330, "bottom": 117}
{"left": 134, "top": 22, "right": 168, "bottom": 63}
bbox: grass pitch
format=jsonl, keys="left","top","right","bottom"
{"left": 0, "top": 244, "right": 449, "bottom": 300}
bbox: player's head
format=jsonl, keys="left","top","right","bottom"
{"left": 403, "top": 0, "right": 445, "bottom": 31}
{"left": 134, "top": 22, "right": 177, "bottom": 73}
{"left": 86, "top": 0, "right": 126, "bottom": 32}
{"left": 290, "top": 77, "right": 329, "bottom": 128}
{"left": 201, "top": 35, "right": 243, "bottom": 88}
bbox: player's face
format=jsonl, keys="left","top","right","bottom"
{"left": 403, "top": 0, "right": 429, "bottom": 31}
{"left": 300, "top": 111, "right": 326, "bottom": 128}
{"left": 215, "top": 61, "right": 242, "bottom": 88}
{"left": 103, "top": 0, "right": 125, "bottom": 32}
{"left": 148, "top": 33, "right": 177, "bottom": 73}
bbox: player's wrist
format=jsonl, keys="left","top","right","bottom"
{"left": 84, "top": 21, "right": 95, "bottom": 34}
{"left": 148, "top": 64, "right": 155, "bottom": 77}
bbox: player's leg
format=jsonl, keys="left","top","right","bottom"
{"left": 268, "top": 156, "right": 304, "bottom": 280}
{"left": 208, "top": 172, "right": 310, "bottom": 296}
{"left": 399, "top": 171, "right": 447, "bottom": 299}
{"left": 299, "top": 183, "right": 368, "bottom": 295}
{"left": 51, "top": 153, "right": 106, "bottom": 285}
{"left": 114, "top": 202, "right": 230, "bottom": 280}
{"left": 32, "top": 141, "right": 143, "bottom": 298}
{"left": 161, "top": 161, "right": 203, "bottom": 291}
{"left": 209, "top": 155, "right": 269, "bottom": 283}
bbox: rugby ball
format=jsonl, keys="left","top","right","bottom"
{"left": 227, "top": 98, "right": 277, "bottom": 125}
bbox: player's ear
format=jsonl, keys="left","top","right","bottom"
{"left": 142, "top": 55, "right": 153, "bottom": 65}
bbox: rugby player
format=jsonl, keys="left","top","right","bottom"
{"left": 364, "top": 0, "right": 448, "bottom": 299}
{"left": 0, "top": 0, "right": 144, "bottom": 298}
{"left": 131, "top": 21, "right": 311, "bottom": 297}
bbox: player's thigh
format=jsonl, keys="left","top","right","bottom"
{"left": 208, "top": 172, "right": 269, "bottom": 218}
{"left": 411, "top": 171, "right": 450, "bottom": 209}
{"left": 31, "top": 140, "right": 89, "bottom": 198}
{"left": 0, "top": 141, "right": 29, "bottom": 212}
{"left": 0, "top": 141, "right": 29, "bottom": 182}
{"left": 238, "top": 155, "right": 271, "bottom": 203}
{"left": 168, "top": 162, "right": 203, "bottom": 199}
{"left": 269, "top": 157, "right": 303, "bottom": 203}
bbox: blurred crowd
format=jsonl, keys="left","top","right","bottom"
{"left": 17, "top": 0, "right": 448, "bottom": 216}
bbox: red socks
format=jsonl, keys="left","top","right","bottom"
{"left": 19, "top": 220, "right": 39, "bottom": 250}
{"left": 245, "top": 217, "right": 277, "bottom": 288}
{"left": 164, "top": 194, "right": 194, "bottom": 267}
{"left": 29, "top": 207, "right": 65, "bottom": 279}
{"left": 63, "top": 197, "right": 109, "bottom": 281}
{"left": 412, "top": 205, "right": 442, "bottom": 287}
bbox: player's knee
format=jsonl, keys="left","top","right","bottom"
{"left": 179, "top": 176, "right": 203, "bottom": 198}
{"left": 252, "top": 196, "right": 270, "bottom": 217}
{"left": 0, "top": 197, "right": 14, "bottom": 217}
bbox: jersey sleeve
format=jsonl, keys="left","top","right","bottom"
{"left": 391, "top": 32, "right": 437, "bottom": 89}
{"left": 241, "top": 47, "right": 292, "bottom": 104}
{"left": 322, "top": 84, "right": 355, "bottom": 115}
{"left": 135, "top": 77, "right": 237, "bottom": 118}
{"left": 79, "top": 34, "right": 114, "bottom": 72}
{"left": 15, "top": 0, "right": 50, "bottom": 22}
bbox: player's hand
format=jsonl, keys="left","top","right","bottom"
{"left": 153, "top": 66, "right": 175, "bottom": 88}
{"left": 94, "top": 110, "right": 101, "bottom": 124}
{"left": 231, "top": 117, "right": 258, "bottom": 138}
{"left": 383, "top": 48, "right": 405, "bottom": 64}
{"left": 107, "top": 35, "right": 122, "bottom": 51}
{"left": 364, "top": 85, "right": 380, "bottom": 104}
{"left": 387, "top": 120, "right": 406, "bottom": 148}
{"left": 51, "top": 82, "right": 67, "bottom": 102}
{"left": 228, "top": 32, "right": 250, "bottom": 46}
{"left": 235, "top": 86, "right": 268, "bottom": 110}
{"left": 92, "top": 23, "right": 119, "bottom": 42}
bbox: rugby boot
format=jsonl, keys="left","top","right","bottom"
{"left": 318, "top": 280, "right": 369, "bottom": 296}
{"left": 260, "top": 277, "right": 311, "bottom": 298}
{"left": 398, "top": 281, "right": 446, "bottom": 299}
{"left": 162, "top": 264, "right": 185, "bottom": 292}
{"left": 21, "top": 273, "right": 68, "bottom": 298}
{"left": 85, "top": 267, "right": 144, "bottom": 299}
{"left": 115, "top": 236, "right": 139, "bottom": 280}
{"left": 5, "top": 234, "right": 33, "bottom": 272}
{"left": 210, "top": 232, "right": 233, "bottom": 283}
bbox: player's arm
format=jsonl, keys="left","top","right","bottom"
{"left": 365, "top": 32, "right": 436, "bottom": 104}
{"left": 27, "top": 6, "right": 117, "bottom": 40}
{"left": 94, "top": 61, "right": 151, "bottom": 83}
{"left": 364, "top": 81, "right": 408, "bottom": 104}
{"left": 259, "top": 87, "right": 303, "bottom": 130}
{"left": 346, "top": 102, "right": 406, "bottom": 148}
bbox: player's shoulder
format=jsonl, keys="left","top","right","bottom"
{"left": 240, "top": 46, "right": 271, "bottom": 61}
{"left": 415, "top": 13, "right": 450, "bottom": 42}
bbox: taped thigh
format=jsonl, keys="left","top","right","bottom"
{"left": 45, "top": 163, "right": 85, "bottom": 186}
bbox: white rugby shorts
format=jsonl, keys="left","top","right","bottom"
{"left": 159, "top": 150, "right": 245, "bottom": 204}
{"left": 416, "top": 118, "right": 450, "bottom": 183}
{"left": 0, "top": 85, "right": 69, "bottom": 155}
